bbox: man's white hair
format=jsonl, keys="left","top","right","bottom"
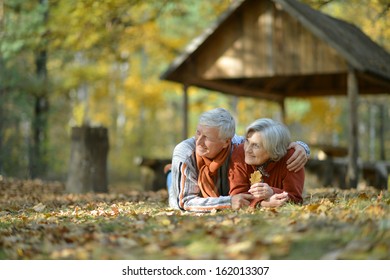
{"left": 198, "top": 108, "right": 235, "bottom": 140}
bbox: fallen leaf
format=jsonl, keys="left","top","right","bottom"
{"left": 32, "top": 203, "right": 46, "bottom": 212}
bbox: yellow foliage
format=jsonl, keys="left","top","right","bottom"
{"left": 45, "top": 0, "right": 390, "bottom": 180}
{"left": 303, "top": 98, "right": 340, "bottom": 125}
{"left": 71, "top": 102, "right": 86, "bottom": 126}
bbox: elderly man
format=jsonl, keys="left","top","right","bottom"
{"left": 167, "top": 108, "right": 309, "bottom": 212}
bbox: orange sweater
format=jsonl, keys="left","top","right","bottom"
{"left": 228, "top": 143, "right": 304, "bottom": 207}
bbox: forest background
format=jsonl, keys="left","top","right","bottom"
{"left": 0, "top": 0, "right": 389, "bottom": 189}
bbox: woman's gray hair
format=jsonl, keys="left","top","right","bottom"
{"left": 246, "top": 118, "right": 291, "bottom": 161}
{"left": 198, "top": 108, "right": 236, "bottom": 140}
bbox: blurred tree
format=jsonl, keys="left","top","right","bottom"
{"left": 46, "top": 0, "right": 232, "bottom": 182}
{"left": 1, "top": 0, "right": 50, "bottom": 178}
{"left": 0, "top": 0, "right": 4, "bottom": 174}
{"left": 31, "top": 0, "right": 49, "bottom": 178}
{"left": 0, "top": 0, "right": 388, "bottom": 185}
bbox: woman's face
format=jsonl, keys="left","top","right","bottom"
{"left": 244, "top": 131, "right": 270, "bottom": 166}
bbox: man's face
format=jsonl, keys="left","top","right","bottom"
{"left": 195, "top": 125, "right": 230, "bottom": 159}
{"left": 244, "top": 131, "right": 270, "bottom": 165}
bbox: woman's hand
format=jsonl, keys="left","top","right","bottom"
{"left": 260, "top": 192, "right": 289, "bottom": 208}
{"left": 249, "top": 182, "right": 273, "bottom": 200}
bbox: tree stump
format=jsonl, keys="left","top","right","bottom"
{"left": 66, "top": 126, "right": 109, "bottom": 193}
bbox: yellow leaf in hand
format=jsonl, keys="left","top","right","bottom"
{"left": 250, "top": 170, "right": 262, "bottom": 184}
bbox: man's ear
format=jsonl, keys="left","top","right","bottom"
{"left": 222, "top": 138, "right": 231, "bottom": 149}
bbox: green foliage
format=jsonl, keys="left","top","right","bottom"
{"left": 1, "top": 0, "right": 48, "bottom": 59}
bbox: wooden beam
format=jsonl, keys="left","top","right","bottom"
{"left": 346, "top": 67, "right": 359, "bottom": 188}
{"left": 357, "top": 72, "right": 390, "bottom": 92}
{"left": 188, "top": 78, "right": 285, "bottom": 102}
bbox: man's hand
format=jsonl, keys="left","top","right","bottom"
{"left": 260, "top": 192, "right": 289, "bottom": 208}
{"left": 231, "top": 194, "right": 253, "bottom": 210}
{"left": 248, "top": 182, "right": 273, "bottom": 200}
{"left": 286, "top": 142, "right": 308, "bottom": 172}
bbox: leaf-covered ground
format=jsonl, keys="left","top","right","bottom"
{"left": 0, "top": 177, "right": 389, "bottom": 260}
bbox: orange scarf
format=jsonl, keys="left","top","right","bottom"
{"left": 196, "top": 143, "right": 231, "bottom": 197}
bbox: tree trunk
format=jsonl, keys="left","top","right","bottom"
{"left": 0, "top": 92, "right": 3, "bottom": 175}
{"left": 0, "top": 57, "right": 4, "bottom": 174}
{"left": 30, "top": 0, "right": 49, "bottom": 178}
{"left": 30, "top": 49, "right": 49, "bottom": 178}
{"left": 66, "top": 126, "right": 109, "bottom": 193}
{"left": 0, "top": 7, "right": 3, "bottom": 173}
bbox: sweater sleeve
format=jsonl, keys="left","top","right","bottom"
{"left": 280, "top": 166, "right": 304, "bottom": 204}
{"left": 269, "top": 149, "right": 305, "bottom": 204}
{"left": 168, "top": 139, "right": 232, "bottom": 212}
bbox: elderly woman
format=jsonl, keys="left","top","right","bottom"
{"left": 229, "top": 118, "right": 305, "bottom": 208}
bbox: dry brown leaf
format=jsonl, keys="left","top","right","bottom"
{"left": 111, "top": 204, "right": 120, "bottom": 215}
{"left": 1, "top": 177, "right": 389, "bottom": 260}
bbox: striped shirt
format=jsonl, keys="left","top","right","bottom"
{"left": 168, "top": 135, "right": 244, "bottom": 212}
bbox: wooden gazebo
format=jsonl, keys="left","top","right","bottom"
{"left": 161, "top": 0, "right": 390, "bottom": 187}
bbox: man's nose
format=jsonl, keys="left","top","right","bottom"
{"left": 196, "top": 135, "right": 205, "bottom": 145}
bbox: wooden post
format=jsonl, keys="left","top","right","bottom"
{"left": 279, "top": 98, "right": 286, "bottom": 123}
{"left": 378, "top": 104, "right": 386, "bottom": 160}
{"left": 66, "top": 126, "right": 109, "bottom": 193}
{"left": 183, "top": 85, "right": 189, "bottom": 140}
{"left": 346, "top": 67, "right": 359, "bottom": 188}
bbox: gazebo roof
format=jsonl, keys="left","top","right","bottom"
{"left": 161, "top": 0, "right": 390, "bottom": 102}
